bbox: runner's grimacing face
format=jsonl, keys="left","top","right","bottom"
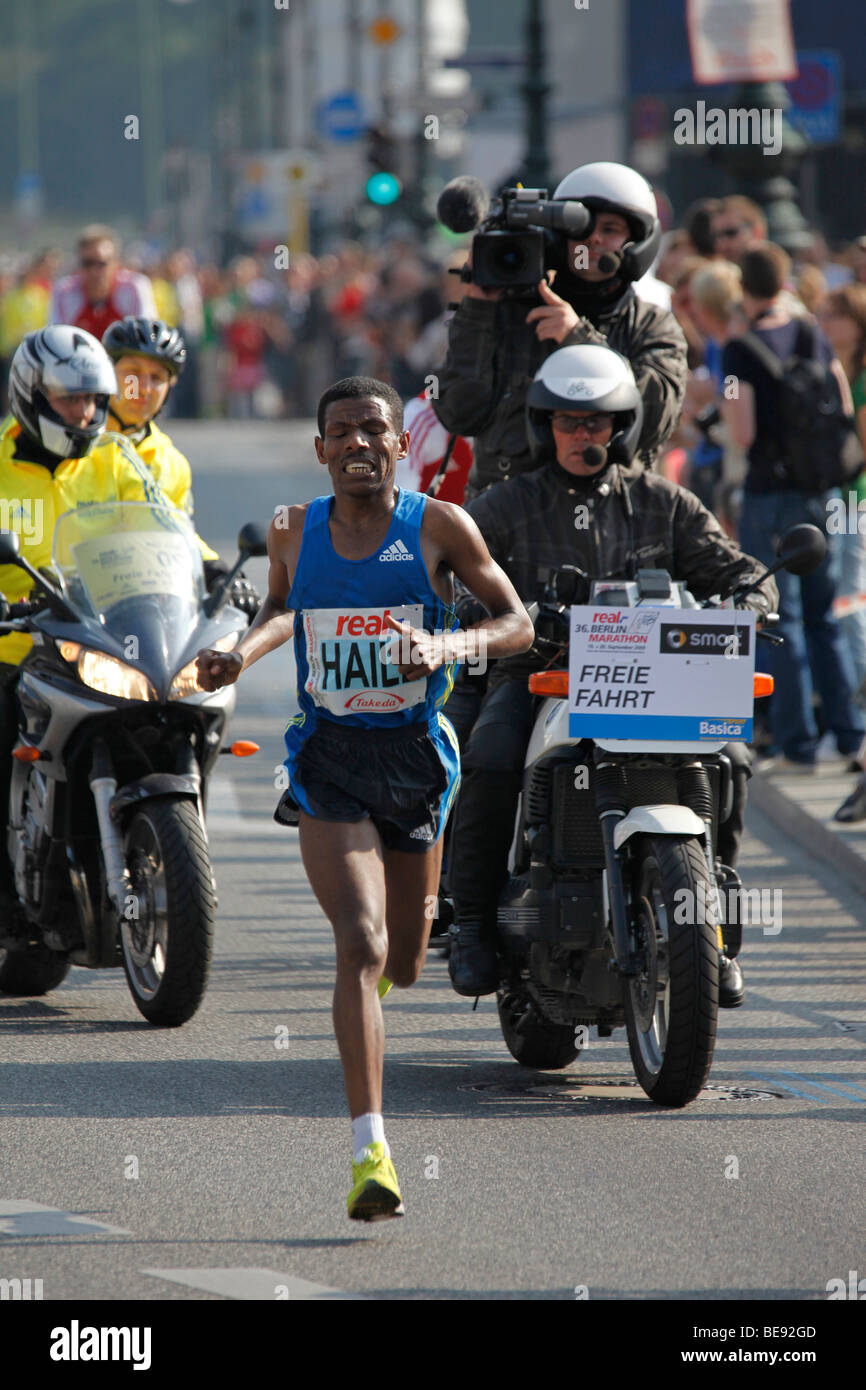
{"left": 315, "top": 396, "right": 409, "bottom": 494}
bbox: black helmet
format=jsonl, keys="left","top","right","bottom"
{"left": 102, "top": 316, "right": 187, "bottom": 376}
{"left": 552, "top": 162, "right": 662, "bottom": 283}
{"left": 526, "top": 344, "right": 644, "bottom": 465}
{"left": 8, "top": 325, "right": 117, "bottom": 459}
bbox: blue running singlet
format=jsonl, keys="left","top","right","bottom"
{"left": 282, "top": 487, "right": 461, "bottom": 826}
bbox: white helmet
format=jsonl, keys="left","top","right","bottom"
{"left": 553, "top": 162, "right": 662, "bottom": 281}
{"left": 8, "top": 325, "right": 117, "bottom": 459}
{"left": 526, "top": 344, "right": 643, "bottom": 464}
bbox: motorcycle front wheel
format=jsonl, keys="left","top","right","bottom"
{"left": 120, "top": 797, "right": 216, "bottom": 1026}
{"left": 624, "top": 834, "right": 718, "bottom": 1107}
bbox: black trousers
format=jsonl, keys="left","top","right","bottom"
{"left": 448, "top": 679, "right": 536, "bottom": 924}
{"left": 446, "top": 674, "right": 751, "bottom": 925}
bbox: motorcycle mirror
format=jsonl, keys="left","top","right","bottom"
{"left": 733, "top": 523, "right": 828, "bottom": 604}
{"left": 552, "top": 565, "right": 589, "bottom": 606}
{"left": 0, "top": 533, "right": 75, "bottom": 620}
{"left": 0, "top": 529, "right": 22, "bottom": 566}
{"left": 237, "top": 522, "right": 268, "bottom": 559}
{"left": 776, "top": 523, "right": 827, "bottom": 576}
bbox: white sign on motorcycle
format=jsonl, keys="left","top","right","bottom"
{"left": 567, "top": 606, "right": 756, "bottom": 741}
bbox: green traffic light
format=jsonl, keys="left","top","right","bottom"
{"left": 365, "top": 172, "right": 401, "bottom": 205}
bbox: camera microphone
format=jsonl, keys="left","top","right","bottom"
{"left": 596, "top": 249, "right": 624, "bottom": 275}
{"left": 437, "top": 176, "right": 490, "bottom": 233}
{"left": 583, "top": 445, "right": 608, "bottom": 470}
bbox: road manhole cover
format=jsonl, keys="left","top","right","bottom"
{"left": 458, "top": 1078, "right": 781, "bottom": 1103}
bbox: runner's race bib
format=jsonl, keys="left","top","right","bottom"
{"left": 302, "top": 604, "right": 426, "bottom": 717}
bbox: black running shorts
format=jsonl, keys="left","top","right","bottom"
{"left": 274, "top": 717, "right": 460, "bottom": 854}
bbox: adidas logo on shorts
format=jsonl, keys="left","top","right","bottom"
{"left": 379, "top": 539, "right": 414, "bottom": 562}
{"left": 409, "top": 824, "right": 434, "bottom": 841}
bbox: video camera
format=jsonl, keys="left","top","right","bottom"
{"left": 437, "top": 176, "right": 594, "bottom": 295}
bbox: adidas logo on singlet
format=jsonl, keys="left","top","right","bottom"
{"left": 378, "top": 539, "right": 414, "bottom": 562}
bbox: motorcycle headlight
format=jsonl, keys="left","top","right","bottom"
{"left": 58, "top": 641, "right": 157, "bottom": 702}
{"left": 169, "top": 632, "right": 240, "bottom": 700}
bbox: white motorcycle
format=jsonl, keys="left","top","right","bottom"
{"left": 486, "top": 525, "right": 825, "bottom": 1106}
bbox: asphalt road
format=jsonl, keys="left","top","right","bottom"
{"left": 1, "top": 423, "right": 865, "bottom": 1302}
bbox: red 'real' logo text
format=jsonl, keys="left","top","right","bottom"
{"left": 336, "top": 610, "right": 392, "bottom": 636}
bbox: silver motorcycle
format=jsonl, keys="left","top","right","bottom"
{"left": 0, "top": 500, "right": 265, "bottom": 1024}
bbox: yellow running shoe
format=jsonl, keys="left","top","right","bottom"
{"left": 347, "top": 1142, "right": 404, "bottom": 1222}
{"left": 377, "top": 975, "right": 393, "bottom": 1000}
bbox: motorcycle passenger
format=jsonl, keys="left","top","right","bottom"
{"left": 102, "top": 315, "right": 260, "bottom": 621}
{"left": 447, "top": 343, "right": 778, "bottom": 1007}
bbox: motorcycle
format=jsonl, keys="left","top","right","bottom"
{"left": 464, "top": 524, "right": 825, "bottom": 1107}
{"left": 0, "top": 500, "right": 267, "bottom": 1024}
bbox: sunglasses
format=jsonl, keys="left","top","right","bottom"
{"left": 80, "top": 258, "right": 111, "bottom": 269}
{"left": 550, "top": 412, "right": 613, "bottom": 435}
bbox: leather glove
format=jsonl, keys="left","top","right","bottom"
{"left": 203, "top": 559, "right": 261, "bottom": 625}
{"left": 227, "top": 572, "right": 261, "bottom": 623}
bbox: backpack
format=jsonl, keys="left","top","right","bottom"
{"left": 737, "top": 319, "right": 864, "bottom": 492}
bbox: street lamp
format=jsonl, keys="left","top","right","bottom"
{"left": 710, "top": 81, "right": 812, "bottom": 254}
{"left": 522, "top": 0, "right": 551, "bottom": 190}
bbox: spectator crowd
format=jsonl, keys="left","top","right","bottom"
{"left": 0, "top": 225, "right": 463, "bottom": 424}
{"left": 3, "top": 195, "right": 866, "bottom": 813}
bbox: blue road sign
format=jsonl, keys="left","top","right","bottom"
{"left": 317, "top": 91, "right": 365, "bottom": 143}
{"left": 786, "top": 51, "right": 841, "bottom": 146}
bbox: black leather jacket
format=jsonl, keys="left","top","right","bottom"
{"left": 433, "top": 278, "right": 688, "bottom": 497}
{"left": 465, "top": 459, "right": 778, "bottom": 686}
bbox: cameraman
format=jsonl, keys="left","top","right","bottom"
{"left": 433, "top": 162, "right": 688, "bottom": 500}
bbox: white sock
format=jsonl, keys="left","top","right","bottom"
{"left": 352, "top": 1112, "right": 389, "bottom": 1162}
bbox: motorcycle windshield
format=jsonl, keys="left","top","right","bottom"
{"left": 52, "top": 502, "right": 204, "bottom": 685}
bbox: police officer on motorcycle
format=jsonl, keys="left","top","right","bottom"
{"left": 446, "top": 343, "right": 778, "bottom": 1007}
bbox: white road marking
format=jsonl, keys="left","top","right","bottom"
{"left": 0, "top": 1201, "right": 131, "bottom": 1237}
{"left": 140, "top": 1267, "right": 366, "bottom": 1300}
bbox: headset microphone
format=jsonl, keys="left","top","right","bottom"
{"left": 596, "top": 249, "right": 624, "bottom": 276}
{"left": 582, "top": 444, "right": 608, "bottom": 469}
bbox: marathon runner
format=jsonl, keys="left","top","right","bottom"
{"left": 195, "top": 375, "right": 533, "bottom": 1221}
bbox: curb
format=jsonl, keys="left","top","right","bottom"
{"left": 749, "top": 772, "right": 866, "bottom": 900}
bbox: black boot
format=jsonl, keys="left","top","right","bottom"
{"left": 719, "top": 954, "right": 744, "bottom": 1009}
{"left": 447, "top": 919, "right": 499, "bottom": 997}
{"left": 834, "top": 773, "right": 866, "bottom": 823}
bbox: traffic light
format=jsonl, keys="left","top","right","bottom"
{"left": 365, "top": 125, "right": 401, "bottom": 205}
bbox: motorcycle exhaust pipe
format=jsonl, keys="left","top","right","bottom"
{"left": 90, "top": 740, "right": 131, "bottom": 917}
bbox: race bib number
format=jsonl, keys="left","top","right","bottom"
{"left": 302, "top": 604, "right": 426, "bottom": 717}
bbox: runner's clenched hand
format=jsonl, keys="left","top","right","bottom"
{"left": 381, "top": 614, "right": 454, "bottom": 680}
{"left": 195, "top": 648, "right": 244, "bottom": 691}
